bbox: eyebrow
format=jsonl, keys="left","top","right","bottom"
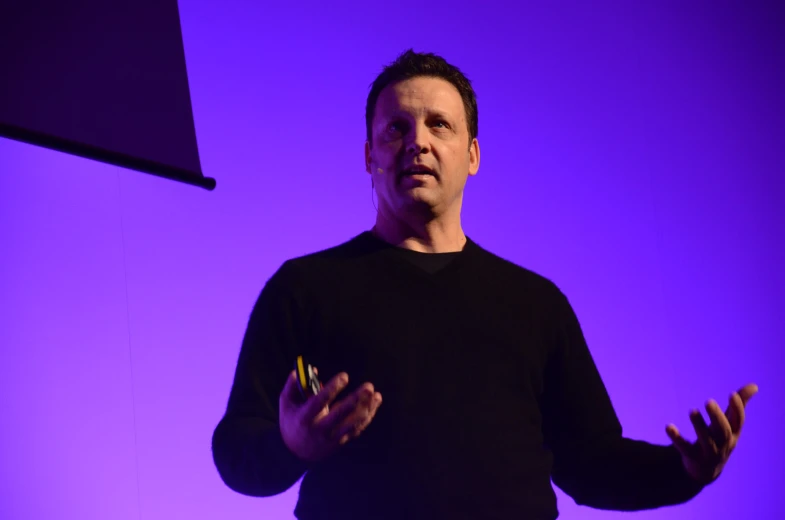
{"left": 384, "top": 108, "right": 453, "bottom": 120}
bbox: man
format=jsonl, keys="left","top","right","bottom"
{"left": 211, "top": 49, "right": 757, "bottom": 519}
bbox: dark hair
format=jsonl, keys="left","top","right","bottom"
{"left": 365, "top": 49, "right": 478, "bottom": 147}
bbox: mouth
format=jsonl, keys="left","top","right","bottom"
{"left": 399, "top": 165, "right": 437, "bottom": 179}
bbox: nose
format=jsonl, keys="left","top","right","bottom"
{"left": 405, "top": 121, "right": 430, "bottom": 156}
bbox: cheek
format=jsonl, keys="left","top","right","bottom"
{"left": 372, "top": 164, "right": 396, "bottom": 189}
{"left": 375, "top": 141, "right": 402, "bottom": 163}
{"left": 442, "top": 148, "right": 467, "bottom": 178}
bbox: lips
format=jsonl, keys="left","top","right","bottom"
{"left": 400, "top": 165, "right": 436, "bottom": 178}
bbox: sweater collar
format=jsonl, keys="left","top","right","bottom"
{"left": 360, "top": 229, "right": 476, "bottom": 256}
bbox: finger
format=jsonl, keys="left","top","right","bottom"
{"left": 345, "top": 392, "right": 383, "bottom": 433}
{"left": 666, "top": 424, "right": 693, "bottom": 459}
{"left": 317, "top": 383, "right": 375, "bottom": 434}
{"left": 280, "top": 370, "right": 302, "bottom": 405}
{"left": 706, "top": 399, "right": 733, "bottom": 447}
{"left": 689, "top": 409, "right": 715, "bottom": 455}
{"left": 726, "top": 392, "right": 745, "bottom": 435}
{"left": 338, "top": 393, "right": 383, "bottom": 445}
{"left": 337, "top": 392, "right": 383, "bottom": 440}
{"left": 324, "top": 383, "right": 374, "bottom": 430}
{"left": 737, "top": 383, "right": 759, "bottom": 406}
{"left": 312, "top": 366, "right": 323, "bottom": 391}
{"left": 301, "top": 372, "right": 349, "bottom": 420}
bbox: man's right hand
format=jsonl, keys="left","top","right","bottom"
{"left": 279, "top": 369, "right": 382, "bottom": 463}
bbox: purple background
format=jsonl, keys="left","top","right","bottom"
{"left": 1, "top": 2, "right": 782, "bottom": 518}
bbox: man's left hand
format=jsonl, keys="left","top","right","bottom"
{"left": 665, "top": 383, "right": 758, "bottom": 484}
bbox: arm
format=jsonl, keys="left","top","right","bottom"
{"left": 541, "top": 287, "right": 705, "bottom": 511}
{"left": 211, "top": 262, "right": 310, "bottom": 497}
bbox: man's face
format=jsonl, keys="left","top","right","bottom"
{"left": 365, "top": 76, "right": 480, "bottom": 221}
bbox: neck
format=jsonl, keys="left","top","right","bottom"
{"left": 371, "top": 210, "right": 466, "bottom": 253}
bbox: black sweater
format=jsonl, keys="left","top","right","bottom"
{"left": 211, "top": 231, "right": 705, "bottom": 519}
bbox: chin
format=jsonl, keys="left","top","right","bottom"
{"left": 402, "top": 185, "right": 437, "bottom": 200}
{"left": 397, "top": 195, "right": 438, "bottom": 217}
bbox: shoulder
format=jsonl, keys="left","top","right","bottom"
{"left": 468, "top": 241, "right": 584, "bottom": 341}
{"left": 267, "top": 231, "right": 373, "bottom": 288}
{"left": 467, "top": 237, "right": 566, "bottom": 301}
{"left": 284, "top": 231, "right": 372, "bottom": 270}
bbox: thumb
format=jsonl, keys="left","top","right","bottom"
{"left": 280, "top": 370, "right": 302, "bottom": 406}
{"left": 666, "top": 424, "right": 693, "bottom": 459}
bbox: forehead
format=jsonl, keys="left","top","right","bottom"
{"left": 375, "top": 76, "right": 465, "bottom": 120}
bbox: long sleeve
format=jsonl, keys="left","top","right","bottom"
{"left": 211, "top": 262, "right": 311, "bottom": 497}
{"left": 541, "top": 287, "right": 705, "bottom": 511}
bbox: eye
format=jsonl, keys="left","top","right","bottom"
{"left": 433, "top": 120, "right": 449, "bottom": 129}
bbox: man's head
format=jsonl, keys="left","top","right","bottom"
{"left": 365, "top": 50, "right": 480, "bottom": 223}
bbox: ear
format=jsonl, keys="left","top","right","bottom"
{"left": 468, "top": 138, "right": 480, "bottom": 176}
{"left": 365, "top": 140, "right": 372, "bottom": 175}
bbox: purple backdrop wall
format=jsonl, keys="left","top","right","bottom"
{"left": 1, "top": 2, "right": 782, "bottom": 518}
